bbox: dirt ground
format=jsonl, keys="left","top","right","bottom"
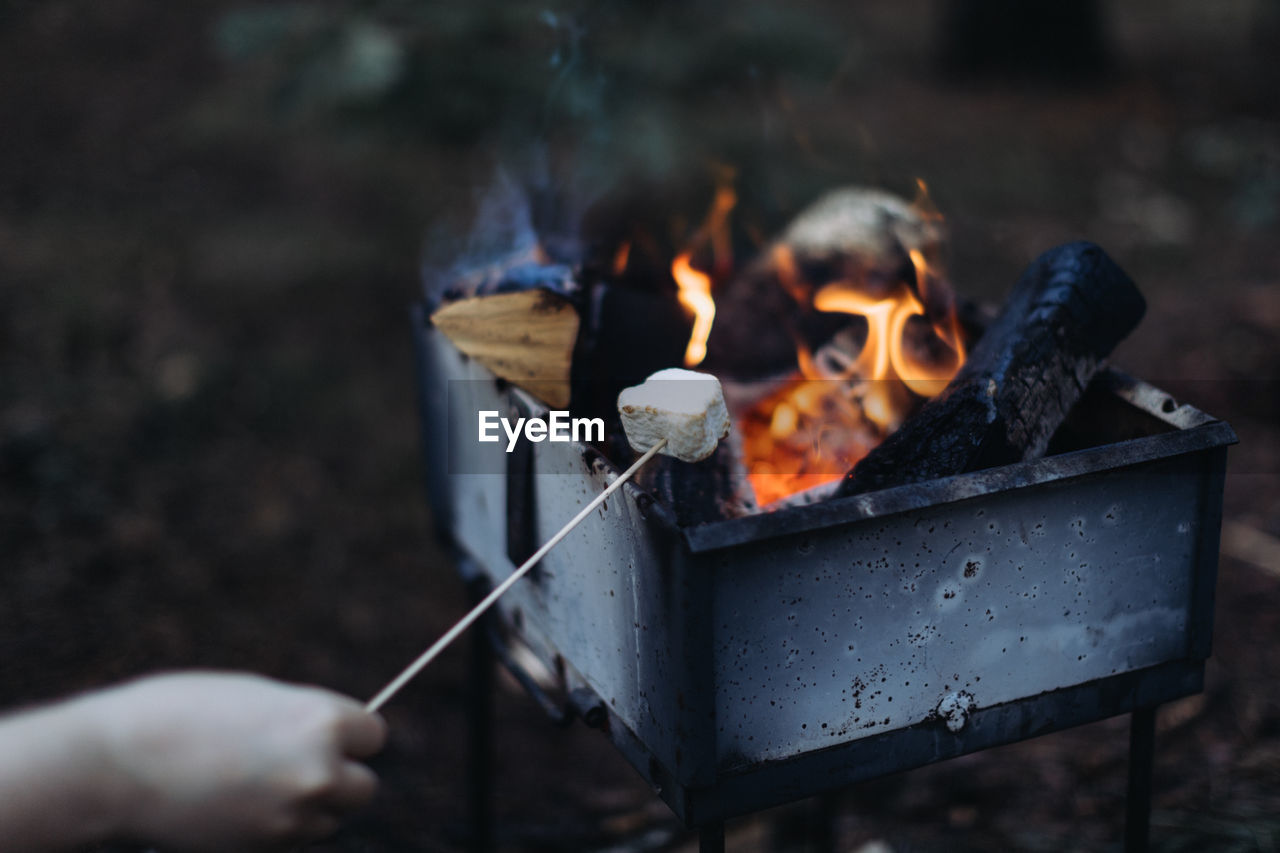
{"left": 1, "top": 1, "right": 1278, "bottom": 851}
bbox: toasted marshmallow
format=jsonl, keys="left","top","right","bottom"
{"left": 617, "top": 368, "right": 730, "bottom": 463}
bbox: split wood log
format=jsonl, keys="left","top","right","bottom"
{"left": 835, "top": 241, "right": 1146, "bottom": 497}
{"left": 430, "top": 263, "right": 581, "bottom": 409}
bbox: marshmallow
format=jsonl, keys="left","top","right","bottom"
{"left": 617, "top": 368, "right": 730, "bottom": 463}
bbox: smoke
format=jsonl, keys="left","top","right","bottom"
{"left": 420, "top": 0, "right": 854, "bottom": 297}
{"left": 420, "top": 5, "right": 617, "bottom": 299}
{"left": 420, "top": 166, "right": 544, "bottom": 302}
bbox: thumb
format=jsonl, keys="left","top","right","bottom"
{"left": 334, "top": 706, "right": 387, "bottom": 759}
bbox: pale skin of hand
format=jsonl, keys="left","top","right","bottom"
{"left": 0, "top": 671, "right": 388, "bottom": 852}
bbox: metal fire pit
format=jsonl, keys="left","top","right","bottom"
{"left": 412, "top": 306, "right": 1234, "bottom": 851}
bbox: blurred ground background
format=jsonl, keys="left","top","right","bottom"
{"left": 1, "top": 1, "right": 1278, "bottom": 850}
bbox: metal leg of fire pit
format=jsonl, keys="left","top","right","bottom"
{"left": 770, "top": 794, "right": 838, "bottom": 852}
{"left": 699, "top": 822, "right": 725, "bottom": 853}
{"left": 1125, "top": 705, "right": 1157, "bottom": 853}
{"left": 810, "top": 793, "right": 838, "bottom": 853}
{"left": 465, "top": 578, "right": 495, "bottom": 853}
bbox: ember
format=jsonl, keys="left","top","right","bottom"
{"left": 695, "top": 182, "right": 968, "bottom": 506}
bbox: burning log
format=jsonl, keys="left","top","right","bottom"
{"left": 573, "top": 284, "right": 693, "bottom": 423}
{"left": 704, "top": 186, "right": 948, "bottom": 379}
{"left": 835, "top": 241, "right": 1146, "bottom": 497}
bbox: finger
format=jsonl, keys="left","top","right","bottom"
{"left": 335, "top": 708, "right": 387, "bottom": 759}
{"left": 317, "top": 760, "right": 379, "bottom": 813}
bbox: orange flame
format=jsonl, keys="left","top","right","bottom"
{"left": 913, "top": 178, "right": 944, "bottom": 222}
{"left": 612, "top": 240, "right": 631, "bottom": 276}
{"left": 740, "top": 184, "right": 966, "bottom": 506}
{"left": 673, "top": 252, "right": 716, "bottom": 367}
{"left": 773, "top": 244, "right": 810, "bottom": 303}
{"left": 811, "top": 282, "right": 925, "bottom": 431}
{"left": 707, "top": 184, "right": 737, "bottom": 278}
{"left": 672, "top": 181, "right": 737, "bottom": 367}
{"left": 905, "top": 248, "right": 966, "bottom": 395}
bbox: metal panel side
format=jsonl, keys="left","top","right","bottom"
{"left": 710, "top": 454, "right": 1204, "bottom": 769}
{"left": 488, "top": 437, "right": 705, "bottom": 783}
{"left": 413, "top": 307, "right": 453, "bottom": 539}
{"left": 1188, "top": 446, "right": 1229, "bottom": 660}
{"left": 688, "top": 421, "right": 1237, "bottom": 553}
{"left": 687, "top": 660, "right": 1204, "bottom": 826}
{"left": 420, "top": 324, "right": 513, "bottom": 578}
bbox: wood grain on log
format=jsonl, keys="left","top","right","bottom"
{"left": 431, "top": 288, "right": 579, "bottom": 409}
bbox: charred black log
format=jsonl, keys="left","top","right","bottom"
{"left": 835, "top": 241, "right": 1145, "bottom": 497}
{"left": 570, "top": 283, "right": 693, "bottom": 425}
{"left": 633, "top": 431, "right": 757, "bottom": 526}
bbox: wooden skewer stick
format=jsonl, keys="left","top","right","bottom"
{"left": 366, "top": 438, "right": 668, "bottom": 713}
